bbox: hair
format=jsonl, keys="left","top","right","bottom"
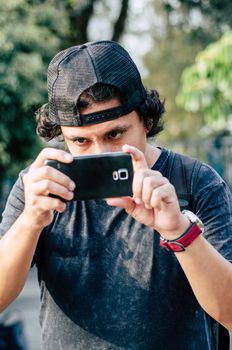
{"left": 36, "top": 83, "right": 165, "bottom": 141}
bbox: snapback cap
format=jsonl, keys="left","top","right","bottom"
{"left": 47, "top": 40, "right": 147, "bottom": 126}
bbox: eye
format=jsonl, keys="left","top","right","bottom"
{"left": 107, "top": 129, "right": 124, "bottom": 140}
{"left": 74, "top": 137, "right": 89, "bottom": 145}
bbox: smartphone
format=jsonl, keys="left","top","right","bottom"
{"left": 45, "top": 152, "right": 133, "bottom": 200}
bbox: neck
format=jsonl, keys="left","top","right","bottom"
{"left": 144, "top": 143, "right": 161, "bottom": 168}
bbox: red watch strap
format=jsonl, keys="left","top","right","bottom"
{"left": 160, "top": 223, "right": 202, "bottom": 252}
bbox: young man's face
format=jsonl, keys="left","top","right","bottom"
{"left": 61, "top": 98, "right": 148, "bottom": 156}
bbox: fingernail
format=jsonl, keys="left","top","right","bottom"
{"left": 67, "top": 191, "right": 74, "bottom": 199}
{"left": 69, "top": 181, "right": 76, "bottom": 190}
{"left": 134, "top": 198, "right": 141, "bottom": 205}
{"left": 145, "top": 204, "right": 152, "bottom": 209}
{"left": 64, "top": 153, "right": 73, "bottom": 161}
{"left": 58, "top": 203, "right": 66, "bottom": 212}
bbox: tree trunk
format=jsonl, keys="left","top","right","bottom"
{"left": 112, "top": 0, "right": 129, "bottom": 42}
{"left": 67, "top": 0, "right": 130, "bottom": 45}
{"left": 67, "top": 0, "right": 98, "bottom": 45}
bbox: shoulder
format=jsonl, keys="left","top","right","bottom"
{"left": 165, "top": 150, "right": 232, "bottom": 261}
{"left": 171, "top": 151, "right": 232, "bottom": 217}
{"left": 0, "top": 167, "right": 30, "bottom": 237}
{"left": 8, "top": 166, "right": 30, "bottom": 201}
{"left": 171, "top": 151, "right": 225, "bottom": 187}
{"left": 166, "top": 150, "right": 232, "bottom": 211}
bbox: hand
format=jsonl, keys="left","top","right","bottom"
{"left": 22, "top": 148, "right": 75, "bottom": 229}
{"left": 106, "top": 145, "right": 189, "bottom": 239}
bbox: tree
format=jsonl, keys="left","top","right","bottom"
{"left": 161, "top": 0, "right": 232, "bottom": 42}
{"left": 142, "top": 0, "right": 206, "bottom": 143}
{"left": 0, "top": 0, "right": 69, "bottom": 179}
{"left": 176, "top": 31, "right": 232, "bottom": 131}
{"left": 67, "top": 0, "right": 129, "bottom": 44}
{"left": 140, "top": 0, "right": 232, "bottom": 146}
{"left": 0, "top": 0, "right": 130, "bottom": 180}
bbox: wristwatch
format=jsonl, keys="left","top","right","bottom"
{"left": 160, "top": 210, "right": 204, "bottom": 252}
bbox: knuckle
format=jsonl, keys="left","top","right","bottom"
{"left": 168, "top": 182, "right": 175, "bottom": 191}
{"left": 60, "top": 173, "right": 69, "bottom": 185}
{"left": 136, "top": 168, "right": 144, "bottom": 175}
{"left": 152, "top": 170, "right": 161, "bottom": 176}
{"left": 132, "top": 182, "right": 141, "bottom": 196}
{"left": 23, "top": 171, "right": 35, "bottom": 186}
{"left": 43, "top": 165, "right": 52, "bottom": 177}
{"left": 55, "top": 200, "right": 66, "bottom": 212}
{"left": 29, "top": 195, "right": 38, "bottom": 207}
{"left": 143, "top": 176, "right": 154, "bottom": 188}
{"left": 42, "top": 179, "right": 51, "bottom": 192}
{"left": 23, "top": 173, "right": 28, "bottom": 184}
{"left": 136, "top": 168, "right": 148, "bottom": 177}
{"left": 41, "top": 147, "right": 56, "bottom": 159}
{"left": 41, "top": 147, "right": 51, "bottom": 155}
{"left": 163, "top": 177, "right": 169, "bottom": 185}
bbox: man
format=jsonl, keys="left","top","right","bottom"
{"left": 0, "top": 41, "right": 232, "bottom": 350}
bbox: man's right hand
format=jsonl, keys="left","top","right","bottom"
{"left": 22, "top": 148, "right": 75, "bottom": 230}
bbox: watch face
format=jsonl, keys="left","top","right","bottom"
{"left": 182, "top": 210, "right": 204, "bottom": 231}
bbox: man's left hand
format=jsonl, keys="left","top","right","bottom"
{"left": 106, "top": 144, "right": 189, "bottom": 239}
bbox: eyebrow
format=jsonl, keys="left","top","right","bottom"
{"left": 65, "top": 124, "right": 131, "bottom": 141}
{"left": 105, "top": 125, "right": 129, "bottom": 135}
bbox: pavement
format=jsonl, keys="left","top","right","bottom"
{"left": 0, "top": 267, "right": 231, "bottom": 350}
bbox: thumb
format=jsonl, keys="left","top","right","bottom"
{"left": 106, "top": 197, "right": 136, "bottom": 214}
{"left": 122, "top": 144, "right": 148, "bottom": 170}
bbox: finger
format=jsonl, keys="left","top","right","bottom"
{"left": 30, "top": 148, "right": 73, "bottom": 170}
{"left": 132, "top": 168, "right": 152, "bottom": 204}
{"left": 31, "top": 180, "right": 74, "bottom": 201}
{"left": 142, "top": 174, "right": 168, "bottom": 208}
{"left": 106, "top": 197, "right": 136, "bottom": 213}
{"left": 25, "top": 166, "right": 75, "bottom": 191}
{"left": 122, "top": 144, "right": 148, "bottom": 170}
{"left": 150, "top": 183, "right": 178, "bottom": 210}
{"left": 132, "top": 169, "right": 163, "bottom": 205}
{"left": 29, "top": 195, "right": 67, "bottom": 213}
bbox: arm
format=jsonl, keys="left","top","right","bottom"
{"left": 0, "top": 213, "right": 42, "bottom": 311}
{"left": 0, "top": 148, "right": 75, "bottom": 312}
{"left": 107, "top": 144, "right": 232, "bottom": 331}
{"left": 176, "top": 233, "right": 232, "bottom": 331}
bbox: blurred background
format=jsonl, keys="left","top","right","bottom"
{"left": 0, "top": 0, "right": 232, "bottom": 349}
{"left": 1, "top": 0, "right": 232, "bottom": 211}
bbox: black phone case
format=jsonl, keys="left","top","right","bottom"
{"left": 45, "top": 152, "right": 133, "bottom": 200}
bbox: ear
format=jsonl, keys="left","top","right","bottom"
{"left": 145, "top": 119, "right": 152, "bottom": 134}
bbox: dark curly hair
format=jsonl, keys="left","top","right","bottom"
{"left": 36, "top": 83, "right": 164, "bottom": 141}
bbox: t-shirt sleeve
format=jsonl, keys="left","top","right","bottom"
{"left": 0, "top": 169, "right": 27, "bottom": 238}
{"left": 192, "top": 163, "right": 232, "bottom": 263}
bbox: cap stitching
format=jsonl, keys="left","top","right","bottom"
{"left": 85, "top": 46, "right": 102, "bottom": 82}
{"left": 50, "top": 47, "right": 79, "bottom": 123}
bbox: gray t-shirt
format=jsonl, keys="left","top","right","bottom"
{"left": 1, "top": 148, "right": 232, "bottom": 350}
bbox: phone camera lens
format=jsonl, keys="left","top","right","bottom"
{"left": 118, "top": 169, "right": 129, "bottom": 180}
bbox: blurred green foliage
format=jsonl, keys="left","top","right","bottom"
{"left": 176, "top": 31, "right": 232, "bottom": 131}
{"left": 162, "top": 0, "right": 232, "bottom": 41}
{"left": 144, "top": 25, "right": 205, "bottom": 141}
{"left": 143, "top": 1, "right": 206, "bottom": 142}
{"left": 0, "top": 0, "right": 69, "bottom": 179}
{"left": 143, "top": 0, "right": 232, "bottom": 144}
{"left": 1, "top": 0, "right": 232, "bottom": 180}
{"left": 0, "top": 0, "right": 129, "bottom": 180}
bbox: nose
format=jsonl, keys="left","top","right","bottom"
{"left": 92, "top": 142, "right": 113, "bottom": 154}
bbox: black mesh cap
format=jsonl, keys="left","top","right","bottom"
{"left": 47, "top": 40, "right": 147, "bottom": 126}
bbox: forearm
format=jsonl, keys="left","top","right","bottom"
{"left": 176, "top": 235, "right": 232, "bottom": 330}
{"left": 0, "top": 212, "right": 42, "bottom": 312}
